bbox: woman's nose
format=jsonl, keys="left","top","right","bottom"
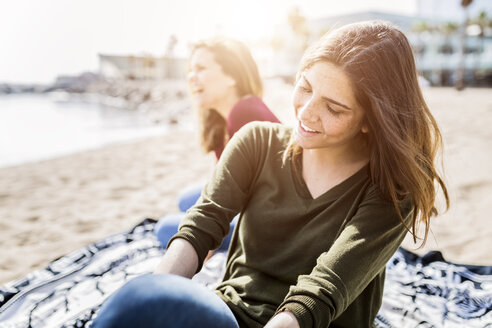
{"left": 297, "top": 98, "right": 317, "bottom": 121}
{"left": 187, "top": 71, "right": 197, "bottom": 83}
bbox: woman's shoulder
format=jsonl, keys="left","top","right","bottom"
{"left": 230, "top": 121, "right": 291, "bottom": 150}
{"left": 237, "top": 121, "right": 290, "bottom": 139}
{"left": 361, "top": 180, "right": 414, "bottom": 222}
{"left": 228, "top": 96, "right": 280, "bottom": 128}
{"left": 229, "top": 96, "right": 267, "bottom": 118}
{"left": 233, "top": 95, "right": 266, "bottom": 110}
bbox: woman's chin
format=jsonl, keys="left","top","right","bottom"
{"left": 191, "top": 94, "right": 208, "bottom": 108}
{"left": 294, "top": 134, "right": 312, "bottom": 150}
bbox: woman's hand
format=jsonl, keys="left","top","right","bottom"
{"left": 264, "top": 310, "right": 300, "bottom": 328}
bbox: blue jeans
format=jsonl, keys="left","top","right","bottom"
{"left": 91, "top": 274, "right": 239, "bottom": 328}
{"left": 177, "top": 184, "right": 203, "bottom": 212}
{"left": 154, "top": 183, "right": 237, "bottom": 251}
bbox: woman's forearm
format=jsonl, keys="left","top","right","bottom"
{"left": 153, "top": 238, "right": 199, "bottom": 278}
{"left": 264, "top": 311, "right": 300, "bottom": 328}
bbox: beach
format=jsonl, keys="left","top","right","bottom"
{"left": 1, "top": 86, "right": 491, "bottom": 284}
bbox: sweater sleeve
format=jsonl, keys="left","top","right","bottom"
{"left": 167, "top": 122, "right": 265, "bottom": 272}
{"left": 276, "top": 187, "right": 413, "bottom": 328}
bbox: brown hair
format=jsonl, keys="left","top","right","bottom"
{"left": 284, "top": 20, "right": 449, "bottom": 246}
{"left": 190, "top": 37, "right": 263, "bottom": 153}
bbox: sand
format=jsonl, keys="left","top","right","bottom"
{"left": 1, "top": 86, "right": 491, "bottom": 285}
{"left": 400, "top": 87, "right": 492, "bottom": 263}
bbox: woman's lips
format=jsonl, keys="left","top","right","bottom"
{"left": 298, "top": 120, "right": 320, "bottom": 136}
{"left": 190, "top": 88, "right": 203, "bottom": 94}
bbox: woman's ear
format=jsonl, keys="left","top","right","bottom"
{"left": 361, "top": 122, "right": 369, "bottom": 134}
{"left": 226, "top": 75, "right": 236, "bottom": 88}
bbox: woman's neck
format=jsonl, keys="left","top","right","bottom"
{"left": 301, "top": 142, "right": 369, "bottom": 198}
{"left": 214, "top": 91, "right": 241, "bottom": 120}
{"left": 304, "top": 145, "right": 368, "bottom": 168}
{"left": 303, "top": 136, "right": 369, "bottom": 175}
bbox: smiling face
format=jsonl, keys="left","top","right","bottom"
{"left": 187, "top": 48, "right": 237, "bottom": 110}
{"left": 293, "top": 61, "right": 368, "bottom": 154}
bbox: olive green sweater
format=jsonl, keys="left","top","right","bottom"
{"left": 169, "top": 122, "right": 412, "bottom": 328}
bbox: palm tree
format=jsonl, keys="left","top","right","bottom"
{"left": 165, "top": 34, "right": 178, "bottom": 57}
{"left": 474, "top": 10, "right": 488, "bottom": 54}
{"left": 412, "top": 21, "right": 429, "bottom": 34}
{"left": 455, "top": 0, "right": 473, "bottom": 90}
{"left": 287, "top": 7, "right": 310, "bottom": 51}
{"left": 441, "top": 21, "right": 460, "bottom": 55}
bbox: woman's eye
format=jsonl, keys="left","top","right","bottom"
{"left": 327, "top": 106, "right": 341, "bottom": 116}
{"left": 193, "top": 65, "right": 205, "bottom": 72}
{"left": 300, "top": 86, "right": 311, "bottom": 93}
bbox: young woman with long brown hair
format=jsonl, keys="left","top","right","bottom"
{"left": 154, "top": 37, "right": 280, "bottom": 250}
{"left": 190, "top": 37, "right": 280, "bottom": 160}
{"left": 93, "top": 20, "right": 448, "bottom": 328}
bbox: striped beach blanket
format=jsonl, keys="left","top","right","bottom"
{"left": 1, "top": 219, "right": 491, "bottom": 327}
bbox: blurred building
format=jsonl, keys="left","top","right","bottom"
{"left": 413, "top": 0, "right": 492, "bottom": 86}
{"left": 272, "top": 0, "right": 488, "bottom": 87}
{"left": 310, "top": 11, "right": 416, "bottom": 33}
{"left": 307, "top": 5, "right": 492, "bottom": 87}
{"left": 98, "top": 54, "right": 187, "bottom": 80}
{"left": 409, "top": 27, "right": 491, "bottom": 86}
{"left": 416, "top": 0, "right": 492, "bottom": 22}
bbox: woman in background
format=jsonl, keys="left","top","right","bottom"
{"left": 154, "top": 37, "right": 280, "bottom": 251}
{"left": 190, "top": 37, "right": 280, "bottom": 161}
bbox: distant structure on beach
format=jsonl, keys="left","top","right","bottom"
{"left": 98, "top": 54, "right": 187, "bottom": 80}
{"left": 265, "top": 0, "right": 491, "bottom": 87}
{"left": 305, "top": 0, "right": 492, "bottom": 87}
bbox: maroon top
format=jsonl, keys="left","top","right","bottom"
{"left": 214, "top": 95, "right": 280, "bottom": 159}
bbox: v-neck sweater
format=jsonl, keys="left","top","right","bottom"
{"left": 169, "top": 122, "right": 413, "bottom": 328}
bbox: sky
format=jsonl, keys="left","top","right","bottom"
{"left": 1, "top": 0, "right": 418, "bottom": 84}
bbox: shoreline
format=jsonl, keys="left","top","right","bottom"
{"left": 1, "top": 87, "right": 491, "bottom": 284}
{"left": 0, "top": 124, "right": 192, "bottom": 170}
{"left": 0, "top": 92, "right": 194, "bottom": 169}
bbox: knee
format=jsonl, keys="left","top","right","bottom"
{"left": 93, "top": 274, "right": 176, "bottom": 328}
{"left": 177, "top": 185, "right": 203, "bottom": 212}
{"left": 92, "top": 274, "right": 238, "bottom": 328}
